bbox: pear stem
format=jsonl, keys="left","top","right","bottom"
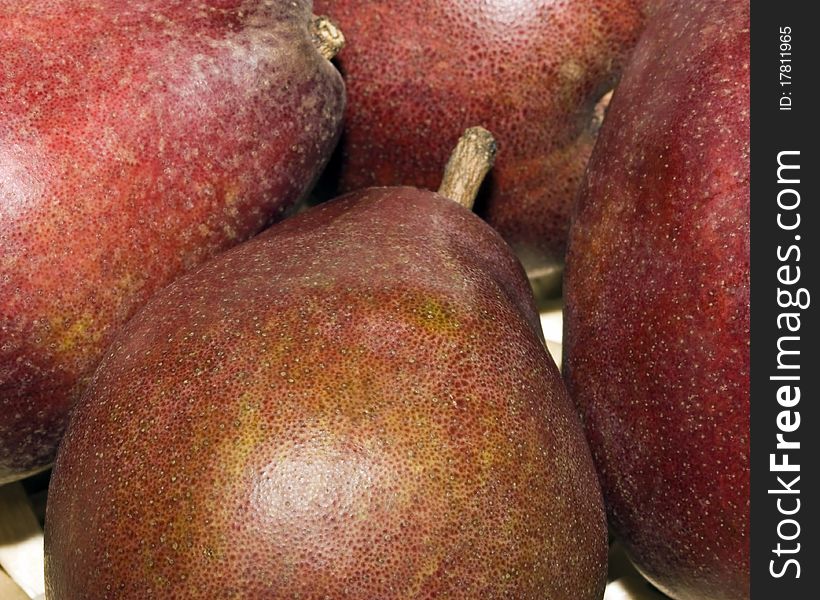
{"left": 437, "top": 126, "right": 497, "bottom": 211}
{"left": 310, "top": 15, "right": 345, "bottom": 60}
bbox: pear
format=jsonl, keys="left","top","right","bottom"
{"left": 46, "top": 129, "right": 607, "bottom": 599}
{"left": 563, "top": 1, "right": 750, "bottom": 598}
{"left": 0, "top": 0, "right": 345, "bottom": 483}
{"left": 312, "top": 0, "right": 647, "bottom": 280}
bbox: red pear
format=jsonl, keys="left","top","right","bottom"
{"left": 0, "top": 0, "right": 345, "bottom": 483}
{"left": 312, "top": 0, "right": 645, "bottom": 278}
{"left": 563, "top": 1, "right": 749, "bottom": 599}
{"left": 46, "top": 129, "right": 607, "bottom": 599}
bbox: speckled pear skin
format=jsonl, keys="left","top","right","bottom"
{"left": 312, "top": 0, "right": 645, "bottom": 275}
{"left": 46, "top": 187, "right": 607, "bottom": 599}
{"left": 563, "top": 1, "right": 749, "bottom": 599}
{"left": 0, "top": 0, "right": 345, "bottom": 483}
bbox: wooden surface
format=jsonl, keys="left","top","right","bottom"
{"left": 0, "top": 483, "right": 45, "bottom": 599}
{"left": 0, "top": 568, "right": 31, "bottom": 600}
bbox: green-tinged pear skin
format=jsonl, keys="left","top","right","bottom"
{"left": 45, "top": 130, "right": 607, "bottom": 599}
{"left": 0, "top": 0, "right": 345, "bottom": 484}
{"left": 563, "top": 1, "right": 749, "bottom": 599}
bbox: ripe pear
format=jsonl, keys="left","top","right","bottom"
{"left": 0, "top": 0, "right": 345, "bottom": 483}
{"left": 312, "top": 0, "right": 646, "bottom": 278}
{"left": 563, "top": 1, "right": 749, "bottom": 599}
{"left": 46, "top": 129, "right": 607, "bottom": 599}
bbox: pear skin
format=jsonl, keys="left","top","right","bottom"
{"left": 0, "top": 0, "right": 345, "bottom": 483}
{"left": 46, "top": 131, "right": 607, "bottom": 599}
{"left": 313, "top": 0, "right": 646, "bottom": 276}
{"left": 564, "top": 1, "right": 750, "bottom": 598}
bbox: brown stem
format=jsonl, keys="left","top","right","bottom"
{"left": 437, "top": 126, "right": 497, "bottom": 211}
{"left": 310, "top": 15, "right": 345, "bottom": 61}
